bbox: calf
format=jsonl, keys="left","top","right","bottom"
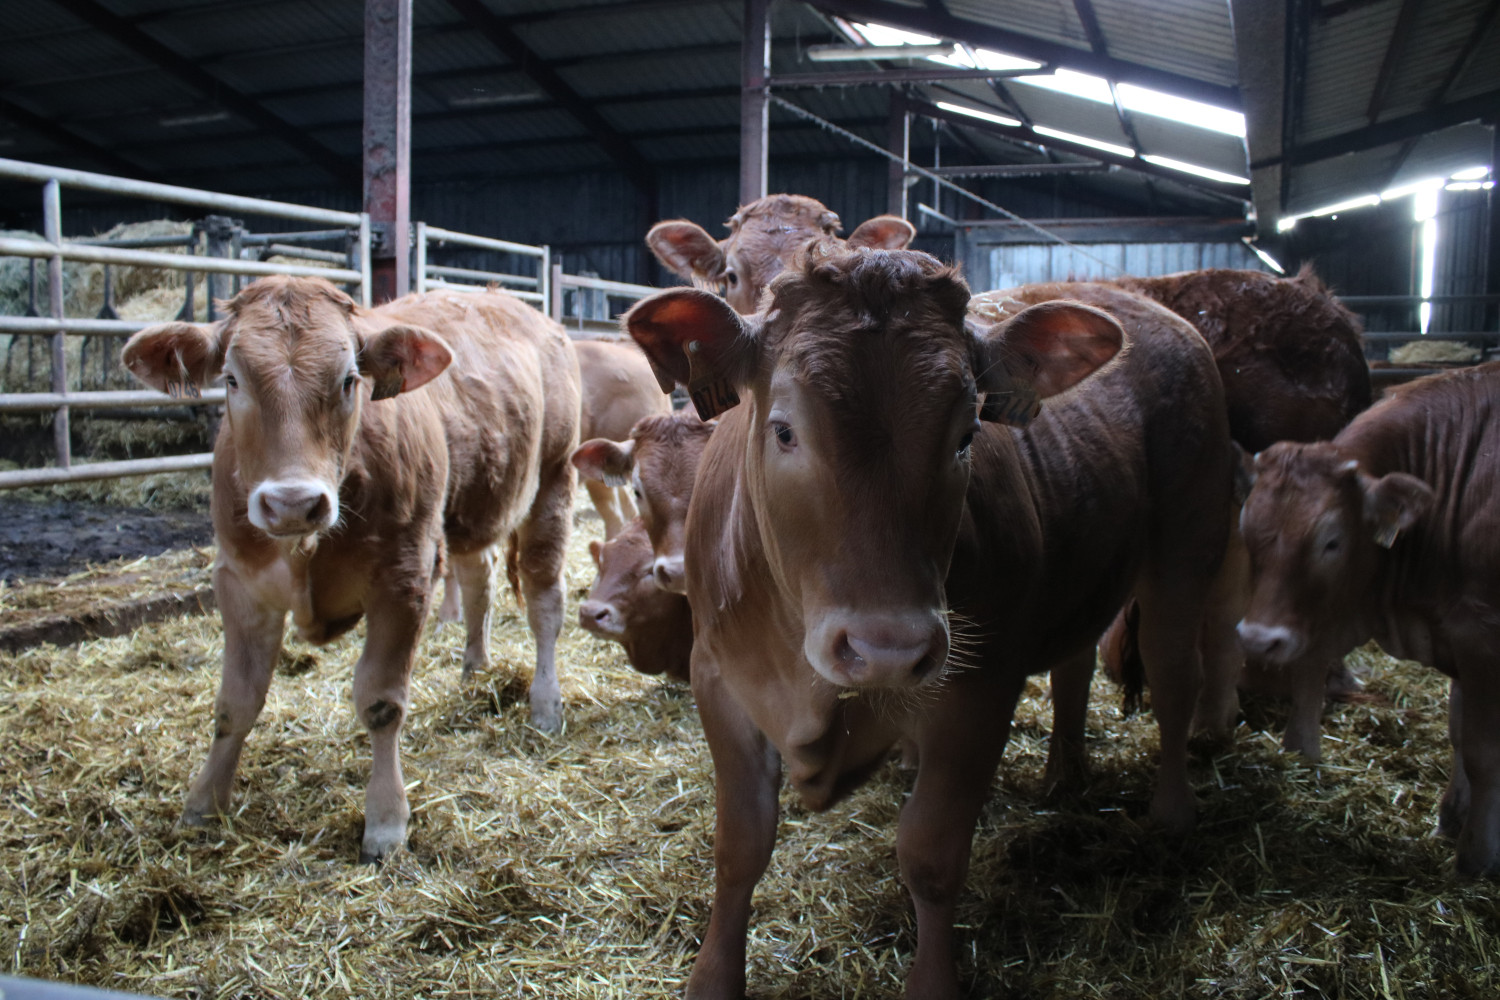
{"left": 578, "top": 518, "right": 693, "bottom": 682}
{"left": 647, "top": 193, "right": 914, "bottom": 314}
{"left": 627, "top": 251, "right": 1231, "bottom": 998}
{"left": 122, "top": 276, "right": 579, "bottom": 862}
{"left": 571, "top": 411, "right": 715, "bottom": 593}
{"left": 574, "top": 339, "right": 673, "bottom": 538}
{"left": 1237, "top": 363, "right": 1500, "bottom": 875}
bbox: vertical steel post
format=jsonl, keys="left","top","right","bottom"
{"left": 740, "top": 0, "right": 770, "bottom": 207}
{"left": 364, "top": 0, "right": 412, "bottom": 304}
{"left": 412, "top": 221, "right": 427, "bottom": 294}
{"left": 550, "top": 262, "right": 564, "bottom": 323}
{"left": 43, "top": 179, "right": 70, "bottom": 469}
{"left": 357, "top": 213, "right": 373, "bottom": 307}
{"left": 1486, "top": 120, "right": 1500, "bottom": 332}
{"left": 887, "top": 105, "right": 911, "bottom": 220}
{"left": 539, "top": 245, "right": 551, "bottom": 317}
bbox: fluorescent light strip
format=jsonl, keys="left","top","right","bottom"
{"left": 935, "top": 101, "right": 1022, "bottom": 128}
{"left": 1032, "top": 125, "right": 1134, "bottom": 158}
{"left": 1141, "top": 154, "right": 1250, "bottom": 185}
{"left": 1450, "top": 165, "right": 1490, "bottom": 181}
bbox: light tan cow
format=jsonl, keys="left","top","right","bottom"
{"left": 574, "top": 339, "right": 673, "bottom": 537}
{"left": 647, "top": 193, "right": 914, "bottom": 314}
{"left": 122, "top": 276, "right": 579, "bottom": 862}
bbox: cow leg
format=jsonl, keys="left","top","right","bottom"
{"left": 900, "top": 670, "right": 1024, "bottom": 1000}
{"left": 436, "top": 569, "right": 462, "bottom": 624}
{"left": 616, "top": 483, "right": 638, "bottom": 523}
{"left": 585, "top": 478, "right": 625, "bottom": 541}
{"left": 1043, "top": 648, "right": 1094, "bottom": 796}
{"left": 353, "top": 571, "right": 431, "bottom": 864}
{"left": 1453, "top": 668, "right": 1500, "bottom": 876}
{"left": 451, "top": 545, "right": 499, "bottom": 681}
{"left": 1134, "top": 577, "right": 1207, "bottom": 835}
{"left": 687, "top": 663, "right": 782, "bottom": 1000}
{"left": 1439, "top": 681, "right": 1470, "bottom": 839}
{"left": 516, "top": 459, "right": 574, "bottom": 732}
{"left": 182, "top": 564, "right": 285, "bottom": 826}
{"left": 1194, "top": 526, "right": 1247, "bottom": 735}
{"left": 1281, "top": 655, "right": 1333, "bottom": 761}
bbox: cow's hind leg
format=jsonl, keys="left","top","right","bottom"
{"left": 1439, "top": 681, "right": 1470, "bottom": 839}
{"left": 585, "top": 478, "right": 625, "bottom": 541}
{"left": 1043, "top": 648, "right": 1094, "bottom": 796}
{"left": 182, "top": 564, "right": 285, "bottom": 827}
{"left": 353, "top": 560, "right": 433, "bottom": 863}
{"left": 1134, "top": 570, "right": 1210, "bottom": 835}
{"left": 900, "top": 666, "right": 1025, "bottom": 1000}
{"left": 451, "top": 544, "right": 499, "bottom": 681}
{"left": 515, "top": 458, "right": 575, "bottom": 732}
{"left": 1453, "top": 667, "right": 1500, "bottom": 876}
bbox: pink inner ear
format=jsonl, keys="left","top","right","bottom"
{"left": 847, "top": 216, "right": 916, "bottom": 251}
{"left": 1002, "top": 303, "right": 1123, "bottom": 398}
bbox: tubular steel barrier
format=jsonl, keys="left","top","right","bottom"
{"left": 412, "top": 222, "right": 550, "bottom": 307}
{"left": 0, "top": 157, "right": 372, "bottom": 490}
{"left": 548, "top": 265, "right": 658, "bottom": 337}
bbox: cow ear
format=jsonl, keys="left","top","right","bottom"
{"left": 970, "top": 301, "right": 1123, "bottom": 425}
{"left": 588, "top": 539, "right": 603, "bottom": 569}
{"left": 847, "top": 215, "right": 916, "bottom": 251}
{"left": 1230, "top": 442, "right": 1256, "bottom": 506}
{"left": 646, "top": 221, "right": 726, "bottom": 284}
{"left": 1360, "top": 471, "right": 1433, "bottom": 548}
{"left": 626, "top": 288, "right": 757, "bottom": 420}
{"left": 358, "top": 324, "right": 453, "bottom": 399}
{"left": 572, "top": 438, "right": 635, "bottom": 486}
{"left": 122, "top": 322, "right": 223, "bottom": 397}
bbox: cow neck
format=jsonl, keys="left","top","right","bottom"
{"left": 279, "top": 534, "right": 321, "bottom": 639}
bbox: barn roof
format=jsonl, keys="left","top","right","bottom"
{"left": 0, "top": 0, "right": 1493, "bottom": 236}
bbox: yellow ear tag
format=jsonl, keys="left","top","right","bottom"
{"left": 685, "top": 339, "right": 739, "bottom": 420}
{"left": 166, "top": 352, "right": 201, "bottom": 399}
{"left": 1373, "top": 524, "right": 1399, "bottom": 549}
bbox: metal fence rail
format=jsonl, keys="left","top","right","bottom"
{"left": 0, "top": 157, "right": 372, "bottom": 490}
{"left": 412, "top": 222, "right": 550, "bottom": 306}
{"left": 548, "top": 265, "right": 657, "bottom": 337}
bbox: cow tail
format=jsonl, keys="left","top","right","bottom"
{"left": 1119, "top": 600, "right": 1145, "bottom": 717}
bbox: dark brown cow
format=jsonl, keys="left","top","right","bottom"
{"left": 647, "top": 193, "right": 914, "bottom": 314}
{"left": 1112, "top": 265, "right": 1370, "bottom": 451}
{"left": 122, "top": 276, "right": 579, "bottom": 862}
{"left": 627, "top": 251, "right": 1231, "bottom": 997}
{"left": 571, "top": 411, "right": 715, "bottom": 593}
{"left": 1237, "top": 363, "right": 1500, "bottom": 875}
{"left": 578, "top": 518, "right": 693, "bottom": 682}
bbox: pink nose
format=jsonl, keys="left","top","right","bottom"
{"left": 652, "top": 555, "right": 686, "bottom": 594}
{"left": 814, "top": 612, "right": 946, "bottom": 688}
{"left": 578, "top": 599, "right": 622, "bottom": 637}
{"left": 1237, "top": 620, "right": 1304, "bottom": 665}
{"left": 249, "top": 480, "right": 337, "bottom": 536}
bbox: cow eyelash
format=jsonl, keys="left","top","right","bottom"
{"left": 771, "top": 421, "right": 796, "bottom": 450}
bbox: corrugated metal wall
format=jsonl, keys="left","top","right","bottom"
{"left": 969, "top": 239, "right": 1261, "bottom": 292}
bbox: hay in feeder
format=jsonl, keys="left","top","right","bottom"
{"left": 1388, "top": 340, "right": 1481, "bottom": 365}
{"left": 0, "top": 494, "right": 1495, "bottom": 998}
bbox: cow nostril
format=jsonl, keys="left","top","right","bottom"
{"left": 592, "top": 607, "right": 610, "bottom": 623}
{"left": 306, "top": 493, "right": 331, "bottom": 524}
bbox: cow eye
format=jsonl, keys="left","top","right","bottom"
{"left": 725, "top": 272, "right": 739, "bottom": 288}
{"left": 224, "top": 373, "right": 238, "bottom": 389}
{"left": 772, "top": 421, "right": 796, "bottom": 450}
{"left": 957, "top": 419, "right": 980, "bottom": 457}
{"left": 1324, "top": 538, "right": 1340, "bottom": 554}
{"left": 343, "top": 372, "right": 357, "bottom": 394}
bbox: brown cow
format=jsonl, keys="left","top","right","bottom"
{"left": 647, "top": 193, "right": 914, "bottom": 314}
{"left": 122, "top": 276, "right": 579, "bottom": 863}
{"left": 626, "top": 251, "right": 1231, "bottom": 997}
{"left": 574, "top": 339, "right": 673, "bottom": 538}
{"left": 578, "top": 518, "right": 693, "bottom": 682}
{"left": 571, "top": 411, "right": 715, "bottom": 594}
{"left": 1237, "top": 363, "right": 1500, "bottom": 875}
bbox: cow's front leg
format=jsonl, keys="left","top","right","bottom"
{"left": 584, "top": 479, "right": 625, "bottom": 540}
{"left": 354, "top": 572, "right": 430, "bottom": 863}
{"left": 183, "top": 564, "right": 285, "bottom": 827}
{"left": 1453, "top": 668, "right": 1500, "bottom": 876}
{"left": 687, "top": 663, "right": 781, "bottom": 1000}
{"left": 1281, "top": 654, "right": 1334, "bottom": 761}
{"left": 515, "top": 457, "right": 574, "bottom": 732}
{"left": 1043, "top": 648, "right": 1093, "bottom": 796}
{"left": 900, "top": 671, "right": 1022, "bottom": 1000}
{"left": 1439, "top": 681, "right": 1470, "bottom": 839}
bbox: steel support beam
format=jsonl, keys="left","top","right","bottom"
{"left": 887, "top": 104, "right": 909, "bottom": 218}
{"left": 768, "top": 66, "right": 1042, "bottom": 86}
{"left": 0, "top": 95, "right": 155, "bottom": 179}
{"left": 364, "top": 0, "right": 412, "bottom": 304}
{"left": 1254, "top": 88, "right": 1500, "bottom": 169}
{"left": 45, "top": 0, "right": 351, "bottom": 185}
{"left": 1366, "top": 0, "right": 1423, "bottom": 124}
{"left": 444, "top": 0, "right": 657, "bottom": 206}
{"left": 810, "top": 0, "right": 1241, "bottom": 109}
{"left": 741, "top": 0, "right": 771, "bottom": 206}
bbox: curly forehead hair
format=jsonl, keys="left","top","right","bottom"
{"left": 727, "top": 194, "right": 841, "bottom": 236}
{"left": 225, "top": 275, "right": 357, "bottom": 326}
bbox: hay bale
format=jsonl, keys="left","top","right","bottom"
{"left": 1389, "top": 340, "right": 1481, "bottom": 365}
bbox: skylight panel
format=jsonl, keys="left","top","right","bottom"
{"left": 1014, "top": 68, "right": 1115, "bottom": 104}
{"left": 936, "top": 102, "right": 1022, "bottom": 128}
{"left": 852, "top": 22, "right": 941, "bottom": 46}
{"left": 1141, "top": 154, "right": 1250, "bottom": 185}
{"left": 1033, "top": 125, "right": 1134, "bottom": 158}
{"left": 1116, "top": 84, "right": 1245, "bottom": 137}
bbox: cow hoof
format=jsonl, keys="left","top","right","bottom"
{"left": 1281, "top": 732, "right": 1323, "bottom": 763}
{"left": 177, "top": 809, "right": 214, "bottom": 830}
{"left": 1454, "top": 843, "right": 1500, "bottom": 879}
{"left": 1149, "top": 792, "right": 1197, "bottom": 837}
{"left": 1437, "top": 797, "right": 1468, "bottom": 840}
{"left": 530, "top": 698, "right": 563, "bottom": 734}
{"left": 461, "top": 651, "right": 489, "bottom": 682}
{"left": 360, "top": 827, "right": 406, "bottom": 865}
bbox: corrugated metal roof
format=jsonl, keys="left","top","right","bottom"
{"left": 1297, "top": 1, "right": 1399, "bottom": 144}
{"left": 1090, "top": 0, "right": 1237, "bottom": 87}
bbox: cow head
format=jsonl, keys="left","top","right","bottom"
{"left": 1238, "top": 441, "right": 1434, "bottom": 666}
{"left": 571, "top": 412, "right": 716, "bottom": 593}
{"left": 646, "top": 194, "right": 915, "bottom": 315}
{"left": 123, "top": 276, "right": 452, "bottom": 540}
{"left": 627, "top": 249, "right": 1122, "bottom": 689}
{"left": 579, "top": 519, "right": 692, "bottom": 678}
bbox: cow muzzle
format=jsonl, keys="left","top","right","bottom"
{"left": 578, "top": 599, "right": 624, "bottom": 638}
{"left": 248, "top": 478, "right": 339, "bottom": 538}
{"left": 805, "top": 609, "right": 948, "bottom": 689}
{"left": 1236, "top": 619, "right": 1306, "bottom": 666}
{"left": 652, "top": 554, "right": 687, "bottom": 594}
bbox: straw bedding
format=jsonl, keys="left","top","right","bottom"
{"left": 1, "top": 497, "right": 1495, "bottom": 999}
